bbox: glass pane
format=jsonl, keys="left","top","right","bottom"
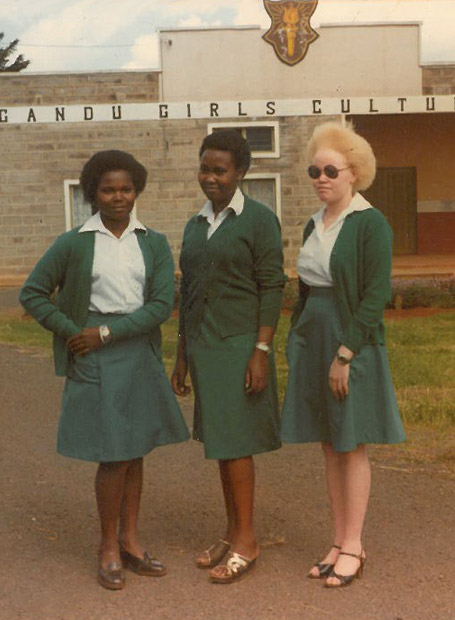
{"left": 245, "top": 126, "right": 274, "bottom": 152}
{"left": 71, "top": 185, "right": 92, "bottom": 227}
{"left": 241, "top": 179, "right": 276, "bottom": 212}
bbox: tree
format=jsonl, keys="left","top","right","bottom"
{"left": 0, "top": 33, "right": 30, "bottom": 72}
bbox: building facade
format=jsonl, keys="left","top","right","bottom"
{"left": 0, "top": 22, "right": 454, "bottom": 284}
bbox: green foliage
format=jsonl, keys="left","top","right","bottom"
{"left": 283, "top": 276, "right": 455, "bottom": 312}
{"left": 391, "top": 277, "right": 455, "bottom": 309}
{"left": 0, "top": 33, "right": 30, "bottom": 72}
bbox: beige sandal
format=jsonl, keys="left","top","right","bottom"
{"left": 209, "top": 551, "right": 257, "bottom": 584}
{"left": 196, "top": 539, "right": 231, "bottom": 569}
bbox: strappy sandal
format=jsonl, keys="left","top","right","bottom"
{"left": 324, "top": 549, "right": 366, "bottom": 588}
{"left": 196, "top": 539, "right": 231, "bottom": 569}
{"left": 209, "top": 551, "right": 257, "bottom": 584}
{"left": 307, "top": 544, "right": 341, "bottom": 579}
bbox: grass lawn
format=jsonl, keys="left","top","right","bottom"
{"left": 1, "top": 309, "right": 454, "bottom": 474}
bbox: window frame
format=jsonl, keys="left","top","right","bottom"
{"left": 242, "top": 172, "right": 282, "bottom": 220}
{"left": 207, "top": 121, "right": 280, "bottom": 159}
{"left": 63, "top": 179, "right": 86, "bottom": 231}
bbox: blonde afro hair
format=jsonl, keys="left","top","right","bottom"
{"left": 307, "top": 121, "right": 376, "bottom": 191}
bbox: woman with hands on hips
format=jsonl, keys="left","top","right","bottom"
{"left": 172, "top": 129, "right": 286, "bottom": 584}
{"left": 20, "top": 150, "right": 189, "bottom": 590}
{"left": 281, "top": 122, "right": 405, "bottom": 588}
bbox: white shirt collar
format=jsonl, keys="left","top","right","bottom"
{"left": 78, "top": 211, "right": 146, "bottom": 235}
{"left": 198, "top": 187, "right": 245, "bottom": 220}
{"left": 312, "top": 192, "right": 373, "bottom": 224}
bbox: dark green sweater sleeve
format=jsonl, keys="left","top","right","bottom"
{"left": 108, "top": 234, "right": 175, "bottom": 340}
{"left": 254, "top": 210, "right": 286, "bottom": 327}
{"left": 19, "top": 235, "right": 81, "bottom": 339}
{"left": 341, "top": 216, "right": 393, "bottom": 352}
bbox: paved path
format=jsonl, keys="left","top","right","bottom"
{"left": 2, "top": 343, "right": 455, "bottom": 620}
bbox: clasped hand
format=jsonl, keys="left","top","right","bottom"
{"left": 67, "top": 327, "right": 103, "bottom": 356}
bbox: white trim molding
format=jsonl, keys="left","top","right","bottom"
{"left": 2, "top": 96, "right": 454, "bottom": 126}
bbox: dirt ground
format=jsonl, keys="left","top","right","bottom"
{"left": 1, "top": 341, "right": 454, "bottom": 620}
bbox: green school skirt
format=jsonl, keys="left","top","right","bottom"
{"left": 187, "top": 308, "right": 281, "bottom": 460}
{"left": 57, "top": 313, "right": 189, "bottom": 462}
{"left": 281, "top": 287, "right": 406, "bottom": 452}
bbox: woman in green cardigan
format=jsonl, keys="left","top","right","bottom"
{"left": 172, "top": 129, "right": 286, "bottom": 584}
{"left": 281, "top": 122, "right": 405, "bottom": 588}
{"left": 20, "top": 150, "right": 188, "bottom": 590}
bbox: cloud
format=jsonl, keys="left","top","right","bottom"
{"left": 122, "top": 33, "right": 159, "bottom": 70}
{"left": 177, "top": 15, "right": 222, "bottom": 28}
{"left": 15, "top": 0, "right": 157, "bottom": 71}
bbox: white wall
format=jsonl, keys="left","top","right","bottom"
{"left": 160, "top": 24, "right": 422, "bottom": 102}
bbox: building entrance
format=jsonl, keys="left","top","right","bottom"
{"left": 362, "top": 167, "right": 417, "bottom": 255}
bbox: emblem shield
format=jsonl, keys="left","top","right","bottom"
{"left": 262, "top": 0, "right": 319, "bottom": 66}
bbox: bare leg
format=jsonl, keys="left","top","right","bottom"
{"left": 95, "top": 460, "right": 129, "bottom": 568}
{"left": 195, "top": 460, "right": 236, "bottom": 567}
{"left": 219, "top": 460, "right": 236, "bottom": 543}
{"left": 118, "top": 457, "right": 145, "bottom": 558}
{"left": 326, "top": 444, "right": 370, "bottom": 585}
{"left": 210, "top": 456, "right": 259, "bottom": 579}
{"left": 308, "top": 443, "right": 344, "bottom": 576}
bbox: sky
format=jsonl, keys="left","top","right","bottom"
{"left": 1, "top": 0, "right": 455, "bottom": 73}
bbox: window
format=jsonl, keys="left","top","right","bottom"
{"left": 241, "top": 173, "right": 281, "bottom": 218}
{"left": 207, "top": 121, "right": 280, "bottom": 158}
{"left": 64, "top": 180, "right": 92, "bottom": 230}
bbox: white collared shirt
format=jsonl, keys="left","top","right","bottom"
{"left": 78, "top": 211, "right": 146, "bottom": 313}
{"left": 198, "top": 187, "right": 245, "bottom": 239}
{"left": 297, "top": 193, "right": 373, "bottom": 287}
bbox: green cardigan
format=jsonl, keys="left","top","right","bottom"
{"left": 292, "top": 205, "right": 393, "bottom": 353}
{"left": 19, "top": 226, "right": 175, "bottom": 376}
{"left": 179, "top": 195, "right": 286, "bottom": 339}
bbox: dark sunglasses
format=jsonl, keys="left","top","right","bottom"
{"left": 308, "top": 164, "right": 350, "bottom": 180}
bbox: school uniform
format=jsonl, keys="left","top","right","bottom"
{"left": 281, "top": 193, "right": 406, "bottom": 452}
{"left": 179, "top": 189, "right": 286, "bottom": 459}
{"left": 20, "top": 213, "right": 189, "bottom": 462}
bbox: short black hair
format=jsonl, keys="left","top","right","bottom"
{"left": 199, "top": 129, "right": 251, "bottom": 171}
{"left": 80, "top": 150, "right": 148, "bottom": 204}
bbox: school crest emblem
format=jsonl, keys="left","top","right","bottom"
{"left": 262, "top": 0, "right": 319, "bottom": 66}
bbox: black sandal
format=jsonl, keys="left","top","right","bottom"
{"left": 324, "top": 550, "right": 366, "bottom": 588}
{"left": 307, "top": 544, "right": 341, "bottom": 579}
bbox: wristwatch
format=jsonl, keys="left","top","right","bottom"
{"left": 336, "top": 352, "right": 352, "bottom": 365}
{"left": 255, "top": 342, "right": 272, "bottom": 356}
{"left": 99, "top": 325, "right": 112, "bottom": 344}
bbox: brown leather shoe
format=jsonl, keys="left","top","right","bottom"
{"left": 120, "top": 546, "right": 167, "bottom": 577}
{"left": 98, "top": 561, "right": 125, "bottom": 590}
